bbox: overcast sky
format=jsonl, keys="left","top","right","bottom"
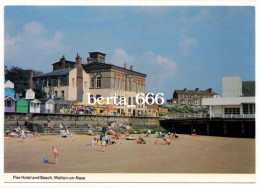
{"left": 4, "top": 6, "right": 255, "bottom": 99}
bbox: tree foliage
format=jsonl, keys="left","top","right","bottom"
{"left": 5, "top": 66, "right": 46, "bottom": 99}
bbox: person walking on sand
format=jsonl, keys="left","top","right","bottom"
{"left": 52, "top": 146, "right": 59, "bottom": 164}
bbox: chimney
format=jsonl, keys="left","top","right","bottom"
{"left": 29, "top": 69, "right": 34, "bottom": 89}
{"left": 130, "top": 65, "right": 133, "bottom": 71}
{"left": 184, "top": 88, "right": 187, "bottom": 92}
{"left": 207, "top": 88, "right": 213, "bottom": 93}
{"left": 60, "top": 55, "right": 66, "bottom": 69}
{"left": 75, "top": 53, "right": 82, "bottom": 68}
{"left": 195, "top": 88, "right": 199, "bottom": 92}
{"left": 124, "top": 63, "right": 127, "bottom": 69}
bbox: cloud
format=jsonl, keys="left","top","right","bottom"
{"left": 109, "top": 48, "right": 134, "bottom": 66}
{"left": 179, "top": 36, "right": 197, "bottom": 56}
{"left": 139, "top": 51, "right": 178, "bottom": 94}
{"left": 5, "top": 21, "right": 67, "bottom": 71}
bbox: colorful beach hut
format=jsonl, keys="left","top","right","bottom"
{"left": 40, "top": 99, "right": 55, "bottom": 113}
{"left": 4, "top": 80, "right": 14, "bottom": 89}
{"left": 5, "top": 87, "right": 15, "bottom": 98}
{"left": 16, "top": 99, "right": 29, "bottom": 113}
{"left": 5, "top": 96, "right": 16, "bottom": 112}
{"left": 28, "top": 99, "right": 41, "bottom": 113}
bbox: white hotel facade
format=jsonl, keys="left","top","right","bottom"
{"left": 202, "top": 76, "right": 255, "bottom": 118}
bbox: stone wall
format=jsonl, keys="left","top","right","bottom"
{"left": 4, "top": 112, "right": 160, "bottom": 130}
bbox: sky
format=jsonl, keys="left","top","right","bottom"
{"left": 4, "top": 6, "right": 255, "bottom": 99}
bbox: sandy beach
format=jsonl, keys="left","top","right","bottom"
{"left": 4, "top": 134, "right": 255, "bottom": 173}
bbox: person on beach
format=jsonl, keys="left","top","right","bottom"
{"left": 34, "top": 130, "right": 40, "bottom": 137}
{"left": 137, "top": 137, "right": 146, "bottom": 144}
{"left": 47, "top": 120, "right": 54, "bottom": 130}
{"left": 146, "top": 130, "right": 151, "bottom": 137}
{"left": 101, "top": 136, "right": 106, "bottom": 152}
{"left": 125, "top": 131, "right": 130, "bottom": 137}
{"left": 52, "top": 146, "right": 59, "bottom": 164}
{"left": 97, "top": 138, "right": 101, "bottom": 147}
{"left": 192, "top": 129, "right": 197, "bottom": 136}
{"left": 154, "top": 139, "right": 159, "bottom": 145}
{"left": 20, "top": 128, "right": 26, "bottom": 142}
{"left": 164, "top": 138, "right": 171, "bottom": 145}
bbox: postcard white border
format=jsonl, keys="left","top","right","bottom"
{"left": 0, "top": 0, "right": 259, "bottom": 187}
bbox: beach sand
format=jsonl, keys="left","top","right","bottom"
{"left": 4, "top": 134, "right": 255, "bottom": 173}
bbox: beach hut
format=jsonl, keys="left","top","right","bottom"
{"left": 25, "top": 88, "right": 35, "bottom": 100}
{"left": 4, "top": 80, "right": 14, "bottom": 89}
{"left": 15, "top": 89, "right": 26, "bottom": 100}
{"left": 16, "top": 99, "right": 29, "bottom": 113}
{"left": 28, "top": 99, "right": 41, "bottom": 113}
{"left": 5, "top": 87, "right": 15, "bottom": 98}
{"left": 40, "top": 99, "right": 55, "bottom": 113}
{"left": 4, "top": 96, "right": 16, "bottom": 112}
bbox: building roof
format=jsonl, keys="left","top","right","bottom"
{"left": 5, "top": 96, "right": 16, "bottom": 101}
{"left": 89, "top": 51, "right": 107, "bottom": 56}
{"left": 52, "top": 60, "right": 76, "bottom": 65}
{"left": 242, "top": 81, "right": 255, "bottom": 97}
{"left": 174, "top": 89, "right": 219, "bottom": 96}
{"left": 33, "top": 68, "right": 74, "bottom": 78}
{"left": 83, "top": 62, "right": 147, "bottom": 77}
{"left": 27, "top": 99, "right": 41, "bottom": 103}
{"left": 39, "top": 98, "right": 55, "bottom": 104}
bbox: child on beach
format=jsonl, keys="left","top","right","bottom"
{"left": 101, "top": 136, "right": 106, "bottom": 152}
{"left": 154, "top": 139, "right": 159, "bottom": 145}
{"left": 52, "top": 146, "right": 59, "bottom": 164}
{"left": 97, "top": 139, "right": 101, "bottom": 147}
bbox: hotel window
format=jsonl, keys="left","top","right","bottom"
{"left": 91, "top": 77, "right": 95, "bottom": 88}
{"left": 243, "top": 104, "right": 255, "bottom": 114}
{"left": 90, "top": 95, "right": 94, "bottom": 103}
{"left": 96, "top": 75, "right": 101, "bottom": 88}
{"left": 225, "top": 108, "right": 240, "bottom": 115}
{"left": 118, "top": 79, "right": 120, "bottom": 90}
{"left": 114, "top": 78, "right": 116, "bottom": 89}
{"left": 128, "top": 97, "right": 132, "bottom": 105}
{"left": 194, "top": 99, "right": 198, "bottom": 105}
{"left": 61, "top": 90, "right": 64, "bottom": 98}
{"left": 58, "top": 78, "right": 61, "bottom": 87}
{"left": 55, "top": 91, "right": 58, "bottom": 97}
{"left": 121, "top": 80, "right": 124, "bottom": 90}
{"left": 47, "top": 79, "right": 50, "bottom": 87}
{"left": 72, "top": 78, "right": 75, "bottom": 87}
{"left": 128, "top": 79, "right": 132, "bottom": 91}
{"left": 180, "top": 99, "right": 186, "bottom": 105}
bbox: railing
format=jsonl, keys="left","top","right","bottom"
{"left": 161, "top": 113, "right": 255, "bottom": 120}
{"left": 211, "top": 114, "right": 255, "bottom": 119}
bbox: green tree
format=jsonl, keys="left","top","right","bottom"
{"left": 33, "top": 82, "right": 47, "bottom": 99}
{"left": 5, "top": 66, "right": 30, "bottom": 91}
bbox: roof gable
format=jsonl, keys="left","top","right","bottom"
{"left": 5, "top": 80, "right": 14, "bottom": 88}
{"left": 5, "top": 96, "right": 16, "bottom": 101}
